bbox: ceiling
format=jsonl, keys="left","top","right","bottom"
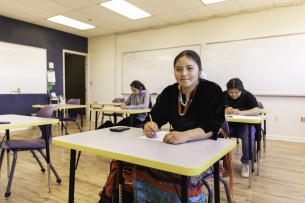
{"left": 1, "top": 0, "right": 304, "bottom": 38}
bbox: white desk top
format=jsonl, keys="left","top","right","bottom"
{"left": 86, "top": 102, "right": 120, "bottom": 106}
{"left": 32, "top": 104, "right": 87, "bottom": 109}
{"left": 52, "top": 127, "right": 236, "bottom": 176}
{"left": 89, "top": 107, "right": 151, "bottom": 114}
{"left": 0, "top": 114, "right": 59, "bottom": 130}
{"left": 226, "top": 115, "right": 268, "bottom": 124}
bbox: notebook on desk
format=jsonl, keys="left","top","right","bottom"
{"left": 225, "top": 115, "right": 261, "bottom": 120}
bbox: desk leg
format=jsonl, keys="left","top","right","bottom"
{"left": 6, "top": 130, "right": 10, "bottom": 178}
{"left": 80, "top": 108, "right": 83, "bottom": 132}
{"left": 95, "top": 111, "right": 98, "bottom": 130}
{"left": 89, "top": 105, "right": 92, "bottom": 131}
{"left": 214, "top": 161, "right": 220, "bottom": 203}
{"left": 57, "top": 109, "right": 60, "bottom": 136}
{"left": 114, "top": 113, "right": 117, "bottom": 125}
{"left": 249, "top": 124, "right": 253, "bottom": 188}
{"left": 257, "top": 124, "right": 261, "bottom": 176}
{"left": 263, "top": 119, "right": 267, "bottom": 152}
{"left": 69, "top": 149, "right": 76, "bottom": 203}
{"left": 61, "top": 109, "right": 64, "bottom": 136}
{"left": 181, "top": 175, "right": 188, "bottom": 203}
{"left": 130, "top": 115, "right": 133, "bottom": 127}
{"left": 43, "top": 125, "right": 52, "bottom": 192}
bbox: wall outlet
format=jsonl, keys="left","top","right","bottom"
{"left": 274, "top": 115, "right": 279, "bottom": 121}
{"left": 90, "top": 81, "right": 93, "bottom": 85}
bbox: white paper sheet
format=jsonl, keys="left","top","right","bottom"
{"left": 139, "top": 131, "right": 168, "bottom": 142}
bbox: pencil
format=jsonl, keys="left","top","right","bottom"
{"left": 117, "top": 99, "right": 122, "bottom": 103}
{"left": 149, "top": 114, "right": 157, "bottom": 138}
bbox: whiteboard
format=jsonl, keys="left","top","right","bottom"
{"left": 202, "top": 34, "right": 305, "bottom": 96}
{"left": 0, "top": 41, "right": 47, "bottom": 94}
{"left": 122, "top": 45, "right": 201, "bottom": 94}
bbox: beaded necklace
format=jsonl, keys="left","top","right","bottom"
{"left": 177, "top": 84, "right": 198, "bottom": 116}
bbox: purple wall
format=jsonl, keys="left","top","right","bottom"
{"left": 0, "top": 15, "right": 88, "bottom": 115}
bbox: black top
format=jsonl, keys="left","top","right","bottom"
{"left": 144, "top": 79, "right": 225, "bottom": 140}
{"left": 223, "top": 90, "right": 258, "bottom": 111}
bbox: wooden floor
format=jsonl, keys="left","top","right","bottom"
{"left": 1, "top": 120, "right": 305, "bottom": 203}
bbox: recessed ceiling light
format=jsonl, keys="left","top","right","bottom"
{"left": 201, "top": 0, "right": 228, "bottom": 5}
{"left": 47, "top": 15, "right": 95, "bottom": 30}
{"left": 100, "top": 0, "right": 151, "bottom": 20}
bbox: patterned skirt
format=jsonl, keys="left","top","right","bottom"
{"left": 133, "top": 165, "right": 210, "bottom": 203}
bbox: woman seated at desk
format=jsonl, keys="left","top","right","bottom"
{"left": 99, "top": 80, "right": 150, "bottom": 128}
{"left": 136, "top": 50, "right": 225, "bottom": 203}
{"left": 223, "top": 78, "right": 259, "bottom": 178}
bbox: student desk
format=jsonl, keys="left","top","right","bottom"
{"left": 90, "top": 107, "right": 151, "bottom": 129}
{"left": 86, "top": 102, "right": 120, "bottom": 130}
{"left": 226, "top": 115, "right": 268, "bottom": 188}
{"left": 259, "top": 109, "right": 272, "bottom": 152}
{"left": 0, "top": 114, "right": 58, "bottom": 192}
{"left": 32, "top": 104, "right": 87, "bottom": 135}
{"left": 52, "top": 127, "right": 236, "bottom": 203}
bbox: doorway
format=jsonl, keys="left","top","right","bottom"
{"left": 63, "top": 50, "right": 88, "bottom": 116}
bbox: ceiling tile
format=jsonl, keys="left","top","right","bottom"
{"left": 87, "top": 0, "right": 109, "bottom": 4}
{"left": 52, "top": 0, "right": 96, "bottom": 10}
{"left": 116, "top": 21, "right": 145, "bottom": 30}
{"left": 99, "top": 24, "right": 129, "bottom": 32}
{"left": 134, "top": 16, "right": 167, "bottom": 27}
{"left": 14, "top": 0, "right": 73, "bottom": 14}
{"left": 179, "top": 6, "right": 213, "bottom": 19}
{"left": 0, "top": 7, "right": 40, "bottom": 23}
{"left": 156, "top": 12, "right": 189, "bottom": 23}
{"left": 205, "top": 1, "right": 242, "bottom": 15}
{"left": 160, "top": 0, "right": 204, "bottom": 11}
{"left": 80, "top": 5, "right": 130, "bottom": 24}
{"left": 127, "top": 0, "right": 175, "bottom": 15}
{"left": 64, "top": 10, "right": 111, "bottom": 27}
{"left": 70, "top": 30, "right": 99, "bottom": 38}
{"left": 84, "top": 27, "right": 114, "bottom": 35}
{"left": 274, "top": 0, "right": 305, "bottom": 4}
{"left": 236, "top": 0, "right": 274, "bottom": 10}
{"left": 0, "top": 0, "right": 55, "bottom": 19}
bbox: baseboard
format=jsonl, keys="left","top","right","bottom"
{"left": 267, "top": 134, "right": 305, "bottom": 143}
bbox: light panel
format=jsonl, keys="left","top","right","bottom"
{"left": 47, "top": 15, "right": 95, "bottom": 30}
{"left": 100, "top": 0, "right": 151, "bottom": 20}
{"left": 201, "top": 0, "right": 228, "bottom": 5}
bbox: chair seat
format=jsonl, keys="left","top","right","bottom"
{"left": 1, "top": 138, "right": 45, "bottom": 150}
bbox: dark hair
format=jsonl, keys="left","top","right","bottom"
{"left": 130, "top": 80, "right": 146, "bottom": 91}
{"left": 173, "top": 50, "right": 202, "bottom": 69}
{"left": 226, "top": 78, "right": 244, "bottom": 91}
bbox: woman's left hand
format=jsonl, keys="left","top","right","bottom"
{"left": 163, "top": 131, "right": 189, "bottom": 145}
{"left": 120, "top": 103, "right": 128, "bottom": 109}
{"left": 232, "top": 109, "right": 240, "bottom": 115}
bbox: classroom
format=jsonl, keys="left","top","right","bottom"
{"left": 1, "top": 0, "right": 305, "bottom": 202}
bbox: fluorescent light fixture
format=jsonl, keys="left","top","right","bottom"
{"left": 201, "top": 0, "right": 228, "bottom": 5}
{"left": 47, "top": 15, "right": 95, "bottom": 30}
{"left": 100, "top": 0, "right": 151, "bottom": 20}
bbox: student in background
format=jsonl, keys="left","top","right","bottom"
{"left": 223, "top": 78, "right": 259, "bottom": 178}
{"left": 134, "top": 50, "right": 225, "bottom": 203}
{"left": 98, "top": 80, "right": 150, "bottom": 128}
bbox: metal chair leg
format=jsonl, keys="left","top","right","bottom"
{"left": 202, "top": 179, "right": 213, "bottom": 203}
{"left": 37, "top": 149, "right": 61, "bottom": 184}
{"left": 31, "top": 150, "right": 46, "bottom": 172}
{"left": 5, "top": 150, "right": 18, "bottom": 199}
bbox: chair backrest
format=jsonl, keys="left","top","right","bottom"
{"left": 257, "top": 101, "right": 264, "bottom": 109}
{"left": 149, "top": 100, "right": 153, "bottom": 108}
{"left": 66, "top": 98, "right": 80, "bottom": 118}
{"left": 112, "top": 98, "right": 125, "bottom": 103}
{"left": 221, "top": 119, "right": 229, "bottom": 135}
{"left": 36, "top": 105, "right": 56, "bottom": 142}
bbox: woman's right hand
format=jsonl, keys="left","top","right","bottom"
{"left": 225, "top": 107, "right": 233, "bottom": 114}
{"left": 144, "top": 122, "right": 158, "bottom": 138}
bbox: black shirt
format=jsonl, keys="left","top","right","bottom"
{"left": 223, "top": 90, "right": 258, "bottom": 111}
{"left": 144, "top": 79, "right": 225, "bottom": 140}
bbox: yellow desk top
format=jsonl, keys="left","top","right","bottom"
{"left": 52, "top": 127, "right": 236, "bottom": 176}
{"left": 259, "top": 109, "right": 272, "bottom": 114}
{"left": 86, "top": 102, "right": 120, "bottom": 106}
{"left": 226, "top": 115, "right": 268, "bottom": 124}
{"left": 32, "top": 104, "right": 87, "bottom": 110}
{"left": 89, "top": 107, "right": 151, "bottom": 114}
{"left": 0, "top": 114, "right": 58, "bottom": 130}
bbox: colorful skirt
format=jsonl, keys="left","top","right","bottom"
{"left": 133, "top": 165, "right": 211, "bottom": 203}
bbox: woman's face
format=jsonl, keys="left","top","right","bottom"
{"left": 131, "top": 86, "right": 140, "bottom": 95}
{"left": 174, "top": 56, "right": 201, "bottom": 90}
{"left": 228, "top": 88, "right": 241, "bottom": 99}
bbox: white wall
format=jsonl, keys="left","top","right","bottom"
{"left": 89, "top": 4, "right": 305, "bottom": 142}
